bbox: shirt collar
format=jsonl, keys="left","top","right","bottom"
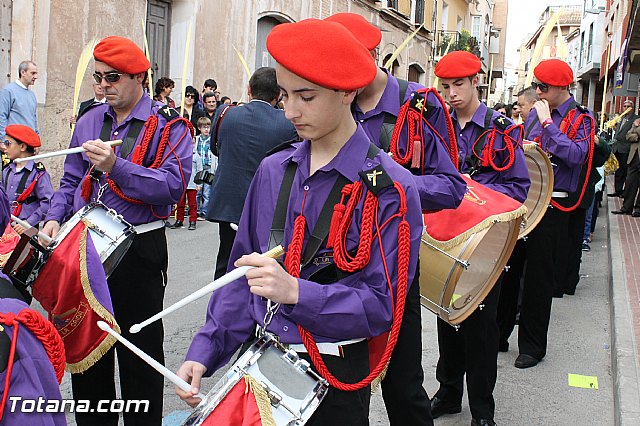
{"left": 554, "top": 95, "right": 576, "bottom": 116}
{"left": 105, "top": 93, "right": 152, "bottom": 125}
{"left": 451, "top": 102, "right": 488, "bottom": 128}
{"left": 353, "top": 69, "right": 400, "bottom": 117}
{"left": 285, "top": 125, "right": 370, "bottom": 183}
{"left": 15, "top": 80, "right": 28, "bottom": 90}
{"left": 249, "top": 99, "right": 272, "bottom": 107}
{"left": 10, "top": 159, "right": 34, "bottom": 171}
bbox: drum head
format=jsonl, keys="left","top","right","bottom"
{"left": 520, "top": 143, "right": 554, "bottom": 239}
{"left": 420, "top": 218, "right": 521, "bottom": 325}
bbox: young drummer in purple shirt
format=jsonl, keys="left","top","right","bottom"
{"left": 430, "top": 51, "right": 530, "bottom": 426}
{"left": 1, "top": 125, "right": 53, "bottom": 232}
{"left": 325, "top": 12, "right": 466, "bottom": 426}
{"left": 499, "top": 59, "right": 594, "bottom": 370}
{"left": 177, "top": 19, "right": 423, "bottom": 425}
{"left": 41, "top": 36, "right": 193, "bottom": 425}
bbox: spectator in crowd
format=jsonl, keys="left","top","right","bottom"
{"left": 192, "top": 92, "right": 217, "bottom": 136}
{"left": 493, "top": 102, "right": 507, "bottom": 115}
{"left": 612, "top": 117, "right": 640, "bottom": 217}
{"left": 207, "top": 66, "right": 297, "bottom": 280}
{"left": 517, "top": 86, "right": 539, "bottom": 125}
{"left": 194, "top": 116, "right": 215, "bottom": 218}
{"left": 220, "top": 96, "right": 231, "bottom": 105}
{"left": 609, "top": 100, "right": 638, "bottom": 197}
{"left": 511, "top": 102, "right": 522, "bottom": 123}
{"left": 168, "top": 136, "right": 202, "bottom": 230}
{"left": 70, "top": 82, "right": 106, "bottom": 127}
{"left": 154, "top": 77, "right": 176, "bottom": 108}
{"left": 197, "top": 78, "right": 218, "bottom": 110}
{"left": 178, "top": 85, "right": 202, "bottom": 129}
{"left": 0, "top": 61, "right": 39, "bottom": 140}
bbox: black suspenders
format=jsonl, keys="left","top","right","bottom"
{"left": 460, "top": 108, "right": 494, "bottom": 175}
{"left": 268, "top": 144, "right": 380, "bottom": 268}
{"left": 378, "top": 78, "right": 410, "bottom": 152}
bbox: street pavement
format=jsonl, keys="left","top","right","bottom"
{"left": 55, "top": 206, "right": 617, "bottom": 425}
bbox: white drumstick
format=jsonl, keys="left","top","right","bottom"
{"left": 10, "top": 215, "right": 52, "bottom": 244}
{"left": 129, "top": 245, "right": 285, "bottom": 334}
{"left": 97, "top": 321, "right": 206, "bottom": 400}
{"left": 14, "top": 140, "right": 123, "bottom": 163}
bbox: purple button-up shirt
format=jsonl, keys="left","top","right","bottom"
{"left": 0, "top": 298, "right": 65, "bottom": 426}
{"left": 453, "top": 103, "right": 530, "bottom": 202}
{"left": 3, "top": 160, "right": 54, "bottom": 226}
{"left": 186, "top": 126, "right": 423, "bottom": 375}
{"left": 353, "top": 70, "right": 466, "bottom": 211}
{"left": 524, "top": 96, "right": 592, "bottom": 193}
{"left": 46, "top": 95, "right": 193, "bottom": 225}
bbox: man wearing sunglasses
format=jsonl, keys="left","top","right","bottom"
{"left": 504, "top": 59, "right": 594, "bottom": 370}
{"left": 41, "top": 36, "right": 194, "bottom": 426}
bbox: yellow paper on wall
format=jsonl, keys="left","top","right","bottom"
{"left": 568, "top": 374, "right": 599, "bottom": 389}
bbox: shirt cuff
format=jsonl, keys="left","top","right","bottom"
{"left": 107, "top": 156, "right": 125, "bottom": 179}
{"left": 280, "top": 278, "right": 325, "bottom": 327}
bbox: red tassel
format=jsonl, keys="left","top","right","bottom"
{"left": 326, "top": 204, "right": 345, "bottom": 249}
{"left": 410, "top": 138, "right": 421, "bottom": 169}
{"left": 81, "top": 175, "right": 93, "bottom": 202}
{"left": 481, "top": 140, "right": 491, "bottom": 167}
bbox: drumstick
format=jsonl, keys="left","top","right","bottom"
{"left": 10, "top": 214, "right": 52, "bottom": 244}
{"left": 97, "top": 321, "right": 206, "bottom": 400}
{"left": 14, "top": 140, "right": 123, "bottom": 163}
{"left": 130, "top": 245, "right": 285, "bottom": 334}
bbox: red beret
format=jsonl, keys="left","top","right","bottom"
{"left": 325, "top": 13, "right": 382, "bottom": 51}
{"left": 93, "top": 36, "right": 150, "bottom": 75}
{"left": 5, "top": 124, "right": 40, "bottom": 148}
{"left": 267, "top": 19, "right": 376, "bottom": 91}
{"left": 534, "top": 59, "right": 573, "bottom": 87}
{"left": 434, "top": 51, "right": 482, "bottom": 79}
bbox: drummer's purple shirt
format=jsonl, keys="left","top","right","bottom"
{"left": 353, "top": 70, "right": 466, "bottom": 211}
{"left": 186, "top": 126, "right": 423, "bottom": 375}
{"left": 524, "top": 96, "right": 592, "bottom": 193}
{"left": 0, "top": 298, "right": 66, "bottom": 426}
{"left": 45, "top": 95, "right": 193, "bottom": 225}
{"left": 453, "top": 103, "right": 530, "bottom": 202}
{"left": 3, "top": 160, "right": 54, "bottom": 226}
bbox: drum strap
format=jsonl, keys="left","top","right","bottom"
{"left": 461, "top": 108, "right": 494, "bottom": 175}
{"left": 269, "top": 162, "right": 351, "bottom": 268}
{"left": 378, "top": 78, "right": 410, "bottom": 152}
{"left": 99, "top": 115, "right": 147, "bottom": 160}
{"left": 3, "top": 167, "right": 39, "bottom": 207}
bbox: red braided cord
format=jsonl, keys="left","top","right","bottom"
{"left": 12, "top": 171, "right": 44, "bottom": 216}
{"left": 389, "top": 102, "right": 413, "bottom": 166}
{"left": 420, "top": 88, "right": 459, "bottom": 168}
{"left": 549, "top": 110, "right": 595, "bottom": 211}
{"left": 289, "top": 182, "right": 411, "bottom": 391}
{"left": 0, "top": 309, "right": 66, "bottom": 420}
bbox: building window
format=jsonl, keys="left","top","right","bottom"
{"left": 383, "top": 54, "right": 400, "bottom": 76}
{"left": 471, "top": 15, "right": 481, "bottom": 40}
{"left": 408, "top": 64, "right": 424, "bottom": 83}
{"left": 587, "top": 22, "right": 593, "bottom": 63}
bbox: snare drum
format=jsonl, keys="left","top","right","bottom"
{"left": 519, "top": 142, "right": 554, "bottom": 239}
{"left": 183, "top": 333, "right": 328, "bottom": 426}
{"left": 419, "top": 177, "right": 525, "bottom": 325}
{"left": 51, "top": 202, "right": 135, "bottom": 278}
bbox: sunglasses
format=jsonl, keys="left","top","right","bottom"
{"left": 92, "top": 71, "right": 126, "bottom": 84}
{"left": 185, "top": 94, "right": 196, "bottom": 99}
{"left": 531, "top": 81, "right": 549, "bottom": 93}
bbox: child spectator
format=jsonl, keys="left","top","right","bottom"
{"left": 168, "top": 136, "right": 202, "bottom": 230}
{"left": 195, "top": 117, "right": 216, "bottom": 218}
{"left": 1, "top": 124, "right": 53, "bottom": 234}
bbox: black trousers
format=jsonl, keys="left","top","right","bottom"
{"left": 381, "top": 266, "right": 433, "bottom": 426}
{"left": 301, "top": 341, "right": 371, "bottom": 426}
{"left": 518, "top": 207, "right": 569, "bottom": 359}
{"left": 71, "top": 228, "right": 167, "bottom": 426}
{"left": 214, "top": 221, "right": 237, "bottom": 280}
{"left": 434, "top": 280, "right": 502, "bottom": 420}
{"left": 622, "top": 152, "right": 640, "bottom": 213}
{"left": 497, "top": 239, "right": 527, "bottom": 348}
{"left": 613, "top": 151, "right": 629, "bottom": 194}
{"left": 591, "top": 191, "right": 603, "bottom": 233}
{"left": 554, "top": 207, "right": 587, "bottom": 295}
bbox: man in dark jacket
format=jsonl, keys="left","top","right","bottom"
{"left": 207, "top": 67, "right": 297, "bottom": 279}
{"left": 609, "top": 100, "right": 638, "bottom": 196}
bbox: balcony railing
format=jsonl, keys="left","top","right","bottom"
{"left": 435, "top": 30, "right": 482, "bottom": 59}
{"left": 436, "top": 30, "right": 461, "bottom": 57}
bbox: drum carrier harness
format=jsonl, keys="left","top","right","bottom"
{"left": 525, "top": 101, "right": 595, "bottom": 212}
{"left": 2, "top": 162, "right": 47, "bottom": 217}
{"left": 266, "top": 143, "right": 411, "bottom": 391}
{"left": 80, "top": 105, "right": 194, "bottom": 218}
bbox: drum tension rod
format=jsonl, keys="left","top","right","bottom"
{"left": 421, "top": 238, "right": 470, "bottom": 269}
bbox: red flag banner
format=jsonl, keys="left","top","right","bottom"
{"left": 201, "top": 375, "right": 275, "bottom": 426}
{"left": 32, "top": 219, "right": 119, "bottom": 373}
{"left": 423, "top": 176, "right": 527, "bottom": 250}
{"left": 0, "top": 224, "right": 21, "bottom": 268}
